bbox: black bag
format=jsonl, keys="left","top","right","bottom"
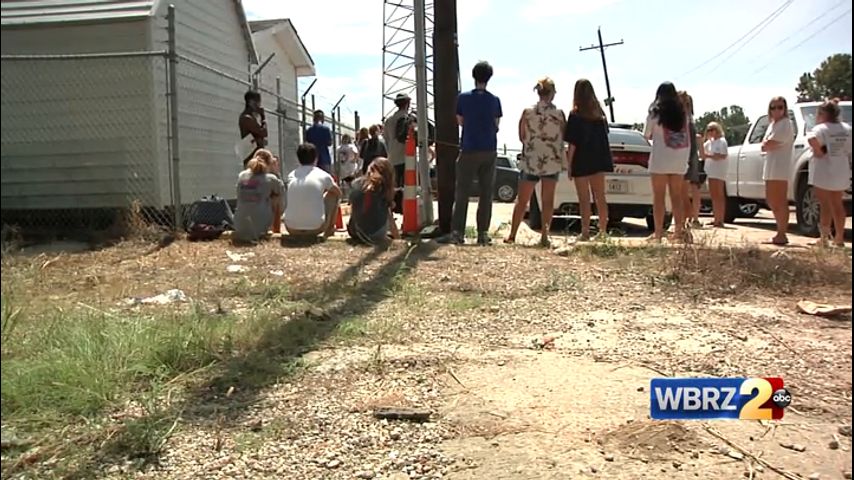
{"left": 395, "top": 114, "right": 435, "bottom": 145}
{"left": 185, "top": 195, "right": 234, "bottom": 233}
{"left": 187, "top": 223, "right": 226, "bottom": 241}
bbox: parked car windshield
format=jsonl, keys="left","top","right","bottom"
{"left": 801, "top": 104, "right": 853, "bottom": 132}
{"left": 608, "top": 129, "right": 649, "bottom": 147}
{"left": 496, "top": 156, "right": 517, "bottom": 169}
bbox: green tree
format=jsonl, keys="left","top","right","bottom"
{"left": 631, "top": 122, "right": 644, "bottom": 132}
{"left": 795, "top": 54, "right": 853, "bottom": 102}
{"left": 695, "top": 105, "right": 750, "bottom": 146}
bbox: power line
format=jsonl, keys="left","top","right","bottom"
{"left": 747, "top": 0, "right": 847, "bottom": 65}
{"left": 703, "top": 0, "right": 795, "bottom": 76}
{"left": 752, "top": 8, "right": 852, "bottom": 75}
{"left": 677, "top": 0, "right": 794, "bottom": 79}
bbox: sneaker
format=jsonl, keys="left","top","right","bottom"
{"left": 436, "top": 232, "right": 465, "bottom": 245}
{"left": 477, "top": 232, "right": 492, "bottom": 246}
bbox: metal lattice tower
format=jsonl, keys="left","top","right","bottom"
{"left": 382, "top": 0, "right": 434, "bottom": 122}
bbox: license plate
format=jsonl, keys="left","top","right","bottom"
{"left": 607, "top": 180, "right": 629, "bottom": 194}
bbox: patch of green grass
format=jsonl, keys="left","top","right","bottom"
{"left": 0, "top": 307, "right": 236, "bottom": 422}
{"left": 444, "top": 292, "right": 486, "bottom": 311}
{"left": 333, "top": 315, "right": 402, "bottom": 344}
{"left": 464, "top": 226, "right": 477, "bottom": 239}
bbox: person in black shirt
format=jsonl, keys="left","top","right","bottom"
{"left": 564, "top": 79, "right": 614, "bottom": 241}
{"left": 238, "top": 91, "right": 268, "bottom": 167}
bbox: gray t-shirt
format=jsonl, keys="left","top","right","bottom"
{"left": 347, "top": 177, "right": 390, "bottom": 243}
{"left": 383, "top": 109, "right": 408, "bottom": 167}
{"left": 233, "top": 170, "right": 283, "bottom": 242}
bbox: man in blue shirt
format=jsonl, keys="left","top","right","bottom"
{"left": 439, "top": 61, "right": 502, "bottom": 245}
{"left": 305, "top": 110, "right": 333, "bottom": 174}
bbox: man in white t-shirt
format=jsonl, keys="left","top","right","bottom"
{"left": 283, "top": 143, "right": 342, "bottom": 238}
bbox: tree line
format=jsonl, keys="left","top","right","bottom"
{"left": 631, "top": 54, "right": 852, "bottom": 146}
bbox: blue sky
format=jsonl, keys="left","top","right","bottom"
{"left": 244, "top": 0, "right": 852, "bottom": 148}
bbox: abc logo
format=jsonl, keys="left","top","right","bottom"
{"left": 772, "top": 388, "right": 792, "bottom": 408}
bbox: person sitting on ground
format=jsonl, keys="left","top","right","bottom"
{"left": 233, "top": 149, "right": 283, "bottom": 244}
{"left": 282, "top": 143, "right": 342, "bottom": 239}
{"left": 348, "top": 157, "right": 401, "bottom": 247}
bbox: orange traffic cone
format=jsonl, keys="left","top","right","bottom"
{"left": 333, "top": 176, "right": 345, "bottom": 231}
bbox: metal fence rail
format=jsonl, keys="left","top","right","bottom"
{"left": 0, "top": 7, "right": 359, "bottom": 236}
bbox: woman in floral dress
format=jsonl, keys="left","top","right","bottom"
{"left": 506, "top": 77, "right": 567, "bottom": 247}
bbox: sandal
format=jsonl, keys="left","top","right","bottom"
{"left": 762, "top": 236, "right": 789, "bottom": 246}
{"left": 504, "top": 237, "right": 516, "bottom": 244}
{"left": 539, "top": 236, "right": 552, "bottom": 248}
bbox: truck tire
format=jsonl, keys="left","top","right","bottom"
{"left": 795, "top": 178, "right": 821, "bottom": 237}
{"left": 724, "top": 197, "right": 742, "bottom": 224}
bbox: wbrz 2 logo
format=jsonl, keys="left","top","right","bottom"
{"left": 650, "top": 378, "right": 789, "bottom": 420}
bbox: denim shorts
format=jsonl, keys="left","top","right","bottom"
{"left": 520, "top": 171, "right": 559, "bottom": 182}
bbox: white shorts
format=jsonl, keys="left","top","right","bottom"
{"left": 763, "top": 157, "right": 789, "bottom": 181}
{"left": 648, "top": 155, "right": 689, "bottom": 176}
{"left": 704, "top": 159, "right": 729, "bottom": 181}
{"left": 809, "top": 157, "right": 852, "bottom": 192}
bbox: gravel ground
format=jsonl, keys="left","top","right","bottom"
{"left": 2, "top": 235, "right": 852, "bottom": 479}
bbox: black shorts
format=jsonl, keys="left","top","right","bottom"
{"left": 520, "top": 171, "right": 559, "bottom": 182}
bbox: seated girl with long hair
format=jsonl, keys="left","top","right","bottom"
{"left": 348, "top": 157, "right": 401, "bottom": 246}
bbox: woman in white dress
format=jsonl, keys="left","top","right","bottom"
{"left": 644, "top": 82, "right": 689, "bottom": 243}
{"left": 806, "top": 100, "right": 852, "bottom": 247}
{"left": 701, "top": 122, "right": 729, "bottom": 228}
{"left": 760, "top": 96, "right": 795, "bottom": 245}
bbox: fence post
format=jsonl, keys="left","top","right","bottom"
{"left": 354, "top": 111, "right": 360, "bottom": 132}
{"left": 301, "top": 96, "right": 307, "bottom": 142}
{"left": 276, "top": 76, "right": 285, "bottom": 168}
{"left": 331, "top": 110, "right": 338, "bottom": 179}
{"left": 167, "top": 4, "right": 182, "bottom": 230}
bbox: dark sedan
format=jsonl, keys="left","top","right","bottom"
{"left": 430, "top": 155, "right": 520, "bottom": 202}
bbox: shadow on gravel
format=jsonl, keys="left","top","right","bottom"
{"left": 62, "top": 240, "right": 441, "bottom": 477}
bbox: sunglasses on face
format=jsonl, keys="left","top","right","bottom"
{"left": 770, "top": 105, "right": 786, "bottom": 111}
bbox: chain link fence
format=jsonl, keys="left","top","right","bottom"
{"left": 1, "top": 52, "right": 172, "bottom": 233}
{"left": 1, "top": 36, "right": 357, "bottom": 238}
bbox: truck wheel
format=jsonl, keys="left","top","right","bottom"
{"left": 645, "top": 214, "right": 672, "bottom": 232}
{"left": 796, "top": 179, "right": 821, "bottom": 237}
{"left": 724, "top": 197, "right": 741, "bottom": 224}
{"left": 739, "top": 202, "right": 760, "bottom": 218}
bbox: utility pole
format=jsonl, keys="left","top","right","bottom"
{"left": 413, "top": 0, "right": 434, "bottom": 226}
{"left": 433, "top": 0, "right": 459, "bottom": 234}
{"left": 579, "top": 27, "right": 623, "bottom": 123}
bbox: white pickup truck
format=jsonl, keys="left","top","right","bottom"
{"left": 722, "top": 101, "right": 852, "bottom": 236}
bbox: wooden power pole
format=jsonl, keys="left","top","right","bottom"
{"left": 433, "top": 0, "right": 459, "bottom": 234}
{"left": 580, "top": 27, "right": 623, "bottom": 123}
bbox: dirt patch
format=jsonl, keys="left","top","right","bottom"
{"left": 597, "top": 421, "right": 707, "bottom": 459}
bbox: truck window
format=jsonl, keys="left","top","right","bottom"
{"left": 748, "top": 116, "right": 770, "bottom": 144}
{"left": 802, "top": 105, "right": 853, "bottom": 133}
{"left": 496, "top": 156, "right": 511, "bottom": 168}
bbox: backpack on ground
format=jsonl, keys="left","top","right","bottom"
{"left": 185, "top": 195, "right": 234, "bottom": 241}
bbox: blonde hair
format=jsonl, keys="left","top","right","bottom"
{"left": 534, "top": 77, "right": 556, "bottom": 97}
{"left": 706, "top": 122, "right": 725, "bottom": 137}
{"left": 247, "top": 149, "right": 273, "bottom": 174}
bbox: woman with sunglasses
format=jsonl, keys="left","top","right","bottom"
{"left": 702, "top": 122, "right": 729, "bottom": 228}
{"left": 806, "top": 100, "right": 852, "bottom": 247}
{"left": 761, "top": 96, "right": 794, "bottom": 246}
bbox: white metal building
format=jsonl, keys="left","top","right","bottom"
{"left": 249, "top": 18, "right": 315, "bottom": 174}
{"left": 0, "top": 0, "right": 260, "bottom": 213}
